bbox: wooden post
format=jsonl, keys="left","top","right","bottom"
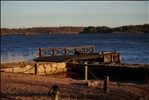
{"left": 64, "top": 48, "right": 67, "bottom": 55}
{"left": 39, "top": 48, "right": 42, "bottom": 58}
{"left": 91, "top": 46, "right": 94, "bottom": 53}
{"left": 111, "top": 54, "right": 113, "bottom": 62}
{"left": 115, "top": 50, "right": 118, "bottom": 53}
{"left": 52, "top": 48, "right": 56, "bottom": 56}
{"left": 83, "top": 47, "right": 86, "bottom": 54}
{"left": 119, "top": 54, "right": 121, "bottom": 63}
{"left": 35, "top": 63, "right": 38, "bottom": 75}
{"left": 85, "top": 66, "right": 88, "bottom": 81}
{"left": 74, "top": 48, "right": 78, "bottom": 55}
{"left": 104, "top": 76, "right": 109, "bottom": 94}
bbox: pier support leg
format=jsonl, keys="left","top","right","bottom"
{"left": 85, "top": 66, "right": 88, "bottom": 81}
{"left": 104, "top": 76, "right": 109, "bottom": 94}
{"left": 35, "top": 63, "right": 38, "bottom": 75}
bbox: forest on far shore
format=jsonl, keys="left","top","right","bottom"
{"left": 1, "top": 24, "right": 149, "bottom": 36}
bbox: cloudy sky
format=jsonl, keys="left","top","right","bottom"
{"left": 1, "top": 1, "right": 148, "bottom": 28}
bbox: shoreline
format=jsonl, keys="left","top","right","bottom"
{"left": 1, "top": 61, "right": 149, "bottom": 99}
{"left": 1, "top": 61, "right": 149, "bottom": 69}
{"left": 1, "top": 61, "right": 149, "bottom": 82}
{"left": 1, "top": 32, "right": 148, "bottom": 36}
{"left": 1, "top": 24, "right": 149, "bottom": 36}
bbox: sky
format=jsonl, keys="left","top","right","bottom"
{"left": 1, "top": 1, "right": 149, "bottom": 28}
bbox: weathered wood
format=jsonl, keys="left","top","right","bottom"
{"left": 39, "top": 45, "right": 95, "bottom": 58}
{"left": 34, "top": 63, "right": 38, "bottom": 75}
{"left": 35, "top": 52, "right": 121, "bottom": 63}
{"left": 36, "top": 46, "right": 121, "bottom": 63}
{"left": 104, "top": 76, "right": 109, "bottom": 94}
{"left": 115, "top": 49, "right": 118, "bottom": 53}
{"left": 85, "top": 66, "right": 88, "bottom": 81}
{"left": 111, "top": 54, "right": 113, "bottom": 62}
{"left": 39, "top": 48, "right": 42, "bottom": 58}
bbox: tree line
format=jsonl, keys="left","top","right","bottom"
{"left": 1, "top": 26, "right": 84, "bottom": 35}
{"left": 82, "top": 24, "right": 149, "bottom": 33}
{"left": 1, "top": 24, "right": 149, "bottom": 35}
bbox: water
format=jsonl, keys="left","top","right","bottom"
{"left": 1, "top": 33, "right": 149, "bottom": 64}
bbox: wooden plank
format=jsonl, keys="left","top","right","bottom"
{"left": 34, "top": 53, "right": 104, "bottom": 62}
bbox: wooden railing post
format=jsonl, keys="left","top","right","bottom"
{"left": 111, "top": 54, "right": 113, "bottom": 62}
{"left": 91, "top": 46, "right": 94, "bottom": 53}
{"left": 83, "top": 47, "right": 86, "bottom": 54}
{"left": 119, "top": 54, "right": 121, "bottom": 63}
{"left": 52, "top": 48, "right": 56, "bottom": 56}
{"left": 115, "top": 50, "right": 118, "bottom": 53}
{"left": 64, "top": 48, "right": 67, "bottom": 55}
{"left": 74, "top": 48, "right": 78, "bottom": 54}
{"left": 38, "top": 45, "right": 95, "bottom": 57}
{"left": 39, "top": 48, "right": 42, "bottom": 58}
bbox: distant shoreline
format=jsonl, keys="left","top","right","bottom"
{"left": 1, "top": 32, "right": 148, "bottom": 36}
{"left": 1, "top": 24, "right": 149, "bottom": 36}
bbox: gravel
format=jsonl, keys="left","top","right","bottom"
{"left": 1, "top": 72, "right": 148, "bottom": 100}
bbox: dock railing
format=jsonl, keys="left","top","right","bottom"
{"left": 39, "top": 45, "right": 95, "bottom": 58}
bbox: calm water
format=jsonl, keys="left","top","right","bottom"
{"left": 1, "top": 33, "right": 149, "bottom": 64}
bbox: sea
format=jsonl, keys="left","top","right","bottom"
{"left": 1, "top": 33, "right": 149, "bottom": 64}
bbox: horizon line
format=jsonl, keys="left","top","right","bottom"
{"left": 1, "top": 23, "right": 149, "bottom": 29}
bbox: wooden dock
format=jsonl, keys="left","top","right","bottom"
{"left": 38, "top": 45, "right": 95, "bottom": 57}
{"left": 34, "top": 46, "right": 120, "bottom": 63}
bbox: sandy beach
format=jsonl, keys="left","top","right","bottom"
{"left": 1, "top": 71, "right": 149, "bottom": 100}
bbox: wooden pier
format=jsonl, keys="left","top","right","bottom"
{"left": 38, "top": 45, "right": 95, "bottom": 58}
{"left": 34, "top": 45, "right": 120, "bottom": 63}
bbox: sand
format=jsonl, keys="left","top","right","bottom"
{"left": 1, "top": 72, "right": 149, "bottom": 100}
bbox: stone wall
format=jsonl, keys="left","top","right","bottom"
{"left": 3, "top": 62, "right": 67, "bottom": 75}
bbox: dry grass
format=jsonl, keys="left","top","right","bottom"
{"left": 1, "top": 51, "right": 39, "bottom": 64}
{"left": 1, "top": 72, "right": 148, "bottom": 100}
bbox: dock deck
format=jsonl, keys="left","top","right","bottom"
{"left": 34, "top": 53, "right": 102, "bottom": 62}
{"left": 34, "top": 45, "right": 120, "bottom": 63}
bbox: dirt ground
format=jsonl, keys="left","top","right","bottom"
{"left": 1, "top": 72, "right": 149, "bottom": 100}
